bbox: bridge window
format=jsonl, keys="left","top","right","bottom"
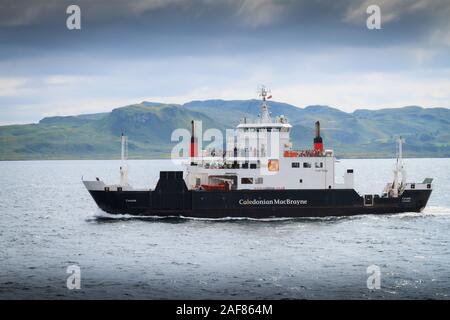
{"left": 255, "top": 177, "right": 263, "bottom": 184}
{"left": 292, "top": 162, "right": 300, "bottom": 168}
{"left": 303, "top": 162, "right": 312, "bottom": 168}
{"left": 315, "top": 162, "right": 323, "bottom": 168}
{"left": 241, "top": 177, "right": 253, "bottom": 184}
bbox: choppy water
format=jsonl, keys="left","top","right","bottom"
{"left": 0, "top": 158, "right": 449, "bottom": 299}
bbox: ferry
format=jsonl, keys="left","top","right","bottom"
{"left": 83, "top": 87, "right": 433, "bottom": 218}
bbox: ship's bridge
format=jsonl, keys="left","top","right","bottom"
{"left": 233, "top": 91, "right": 293, "bottom": 158}
{"left": 235, "top": 121, "right": 292, "bottom": 158}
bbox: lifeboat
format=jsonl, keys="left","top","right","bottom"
{"left": 201, "top": 183, "right": 228, "bottom": 191}
{"left": 283, "top": 150, "right": 299, "bottom": 157}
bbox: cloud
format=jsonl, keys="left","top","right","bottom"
{"left": 2, "top": 0, "right": 450, "bottom": 52}
{"left": 0, "top": 1, "right": 62, "bottom": 27}
{"left": 1, "top": 0, "right": 449, "bottom": 124}
{"left": 0, "top": 0, "right": 269, "bottom": 30}
{"left": 44, "top": 75, "right": 91, "bottom": 86}
{"left": 0, "top": 77, "right": 28, "bottom": 96}
{"left": 1, "top": 0, "right": 450, "bottom": 33}
{"left": 234, "top": 0, "right": 289, "bottom": 27}
{"left": 343, "top": 0, "right": 450, "bottom": 31}
{"left": 1, "top": 50, "right": 449, "bottom": 126}
{"left": 0, "top": 0, "right": 178, "bottom": 27}
{"left": 3, "top": 69, "right": 449, "bottom": 126}
{"left": 276, "top": 72, "right": 450, "bottom": 110}
{"left": 344, "top": 0, "right": 404, "bottom": 25}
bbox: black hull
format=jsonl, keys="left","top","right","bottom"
{"left": 85, "top": 171, "right": 432, "bottom": 218}
{"left": 87, "top": 188, "right": 432, "bottom": 218}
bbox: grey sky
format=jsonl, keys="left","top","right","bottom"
{"left": 1, "top": 0, "right": 449, "bottom": 124}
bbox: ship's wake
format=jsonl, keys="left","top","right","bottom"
{"left": 398, "top": 206, "right": 450, "bottom": 218}
{"left": 87, "top": 210, "right": 351, "bottom": 223}
{"left": 86, "top": 206, "right": 450, "bottom": 223}
{"left": 351, "top": 206, "right": 450, "bottom": 221}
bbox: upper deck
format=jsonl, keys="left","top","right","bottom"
{"left": 185, "top": 87, "right": 340, "bottom": 191}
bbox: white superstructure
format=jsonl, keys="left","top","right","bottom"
{"left": 185, "top": 87, "right": 353, "bottom": 191}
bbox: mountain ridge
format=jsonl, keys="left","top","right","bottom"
{"left": 1, "top": 100, "right": 449, "bottom": 160}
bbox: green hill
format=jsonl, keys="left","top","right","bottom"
{"left": 0, "top": 100, "right": 449, "bottom": 160}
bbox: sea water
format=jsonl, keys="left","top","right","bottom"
{"left": 0, "top": 158, "right": 449, "bottom": 299}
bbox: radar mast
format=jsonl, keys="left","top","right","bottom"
{"left": 120, "top": 133, "right": 129, "bottom": 186}
{"left": 392, "top": 136, "right": 406, "bottom": 197}
{"left": 258, "top": 85, "right": 272, "bottom": 123}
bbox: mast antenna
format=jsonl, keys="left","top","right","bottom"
{"left": 392, "top": 136, "right": 406, "bottom": 197}
{"left": 257, "top": 85, "right": 272, "bottom": 123}
{"left": 120, "top": 133, "right": 129, "bottom": 186}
